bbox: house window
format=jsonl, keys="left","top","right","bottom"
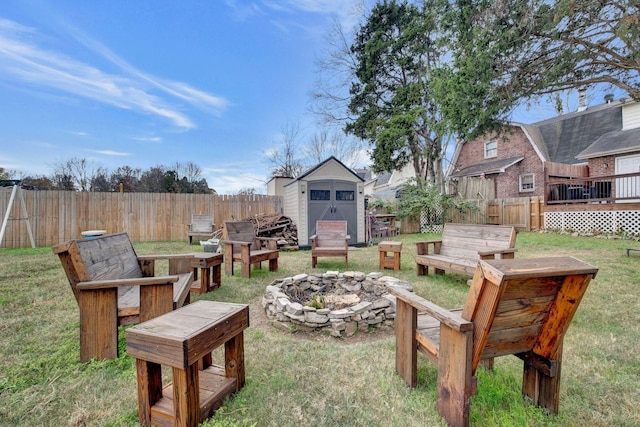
{"left": 519, "top": 174, "right": 535, "bottom": 192}
{"left": 484, "top": 139, "right": 497, "bottom": 158}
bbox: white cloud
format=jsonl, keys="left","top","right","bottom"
{"left": 132, "top": 136, "right": 163, "bottom": 143}
{"left": 93, "top": 150, "right": 130, "bottom": 156}
{"left": 0, "top": 18, "right": 229, "bottom": 129}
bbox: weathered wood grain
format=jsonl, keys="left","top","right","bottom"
{"left": 390, "top": 256, "right": 597, "bottom": 427}
{"left": 415, "top": 223, "right": 518, "bottom": 277}
{"left": 310, "top": 220, "right": 350, "bottom": 268}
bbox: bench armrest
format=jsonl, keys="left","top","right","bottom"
{"left": 416, "top": 240, "right": 442, "bottom": 256}
{"left": 223, "top": 239, "right": 251, "bottom": 246}
{"left": 387, "top": 285, "right": 473, "bottom": 332}
{"left": 76, "top": 275, "right": 179, "bottom": 290}
{"left": 138, "top": 253, "right": 196, "bottom": 261}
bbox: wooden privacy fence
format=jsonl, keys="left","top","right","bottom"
{"left": 0, "top": 189, "right": 283, "bottom": 249}
{"left": 445, "top": 196, "right": 543, "bottom": 231}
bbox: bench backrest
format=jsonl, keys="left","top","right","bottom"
{"left": 190, "top": 214, "right": 214, "bottom": 233}
{"left": 314, "top": 220, "right": 348, "bottom": 248}
{"left": 462, "top": 256, "right": 598, "bottom": 372}
{"left": 52, "top": 232, "right": 143, "bottom": 303}
{"left": 223, "top": 221, "right": 259, "bottom": 252}
{"left": 439, "top": 223, "right": 516, "bottom": 259}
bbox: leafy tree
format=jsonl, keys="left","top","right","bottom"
{"left": 433, "top": 0, "right": 640, "bottom": 140}
{"left": 51, "top": 173, "right": 75, "bottom": 191}
{"left": 110, "top": 166, "right": 141, "bottom": 192}
{"left": 395, "top": 177, "right": 478, "bottom": 225}
{"left": 346, "top": 0, "right": 447, "bottom": 187}
{"left": 18, "top": 175, "right": 55, "bottom": 190}
{"left": 162, "top": 170, "right": 180, "bottom": 193}
{"left": 89, "top": 172, "right": 112, "bottom": 192}
{"left": 139, "top": 166, "right": 168, "bottom": 193}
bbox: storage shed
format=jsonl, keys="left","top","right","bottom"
{"left": 283, "top": 156, "right": 366, "bottom": 247}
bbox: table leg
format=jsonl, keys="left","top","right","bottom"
{"left": 225, "top": 332, "right": 245, "bottom": 392}
{"left": 172, "top": 365, "right": 200, "bottom": 427}
{"left": 136, "top": 359, "right": 162, "bottom": 426}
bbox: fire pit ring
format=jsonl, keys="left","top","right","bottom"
{"left": 262, "top": 271, "right": 413, "bottom": 337}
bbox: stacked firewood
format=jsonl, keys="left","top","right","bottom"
{"left": 244, "top": 213, "right": 298, "bottom": 249}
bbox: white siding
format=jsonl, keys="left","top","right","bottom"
{"left": 282, "top": 182, "right": 300, "bottom": 238}
{"left": 298, "top": 181, "right": 309, "bottom": 245}
{"left": 622, "top": 102, "right": 640, "bottom": 130}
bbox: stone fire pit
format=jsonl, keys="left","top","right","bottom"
{"left": 262, "top": 271, "right": 413, "bottom": 337}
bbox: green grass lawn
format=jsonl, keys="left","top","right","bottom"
{"left": 1, "top": 231, "right": 639, "bottom": 426}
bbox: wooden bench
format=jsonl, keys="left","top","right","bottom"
{"left": 223, "top": 221, "right": 279, "bottom": 278}
{"left": 188, "top": 214, "right": 215, "bottom": 244}
{"left": 53, "top": 232, "right": 193, "bottom": 362}
{"left": 310, "top": 220, "right": 350, "bottom": 268}
{"left": 415, "top": 223, "right": 517, "bottom": 277}
{"left": 389, "top": 256, "right": 598, "bottom": 427}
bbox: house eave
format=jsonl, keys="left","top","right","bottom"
{"left": 577, "top": 147, "right": 640, "bottom": 160}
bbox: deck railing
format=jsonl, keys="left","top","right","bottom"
{"left": 545, "top": 172, "right": 640, "bottom": 205}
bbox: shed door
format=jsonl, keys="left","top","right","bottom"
{"left": 308, "top": 180, "right": 357, "bottom": 244}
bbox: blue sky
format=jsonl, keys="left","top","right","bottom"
{"left": 0, "top": 0, "right": 364, "bottom": 193}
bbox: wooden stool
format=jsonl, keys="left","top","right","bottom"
{"left": 126, "top": 300, "right": 249, "bottom": 427}
{"left": 190, "top": 253, "right": 223, "bottom": 293}
{"left": 379, "top": 241, "right": 402, "bottom": 270}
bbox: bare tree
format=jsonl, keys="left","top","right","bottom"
{"left": 265, "top": 121, "right": 305, "bottom": 178}
{"left": 51, "top": 157, "right": 104, "bottom": 191}
{"left": 304, "top": 130, "right": 365, "bottom": 168}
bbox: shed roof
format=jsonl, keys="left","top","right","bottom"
{"left": 288, "top": 156, "right": 364, "bottom": 184}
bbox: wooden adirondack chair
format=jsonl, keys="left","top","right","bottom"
{"left": 310, "top": 220, "right": 350, "bottom": 268}
{"left": 368, "top": 213, "right": 390, "bottom": 244}
{"left": 388, "top": 256, "right": 598, "bottom": 427}
{"left": 53, "top": 232, "right": 193, "bottom": 362}
{"left": 222, "top": 221, "right": 279, "bottom": 278}
{"left": 188, "top": 214, "right": 215, "bottom": 244}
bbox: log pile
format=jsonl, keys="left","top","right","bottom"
{"left": 245, "top": 213, "right": 298, "bottom": 249}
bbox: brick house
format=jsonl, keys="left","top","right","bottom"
{"left": 447, "top": 97, "right": 640, "bottom": 201}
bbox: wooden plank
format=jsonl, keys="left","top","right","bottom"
{"left": 533, "top": 274, "right": 593, "bottom": 358}
{"left": 78, "top": 288, "right": 118, "bottom": 362}
{"left": 436, "top": 325, "right": 474, "bottom": 427}
{"left": 394, "top": 298, "right": 417, "bottom": 387}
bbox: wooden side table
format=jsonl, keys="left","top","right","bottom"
{"left": 126, "top": 300, "right": 249, "bottom": 427}
{"left": 190, "top": 253, "right": 223, "bottom": 293}
{"left": 379, "top": 241, "right": 402, "bottom": 270}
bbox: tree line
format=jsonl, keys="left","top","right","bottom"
{"left": 0, "top": 159, "right": 214, "bottom": 194}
